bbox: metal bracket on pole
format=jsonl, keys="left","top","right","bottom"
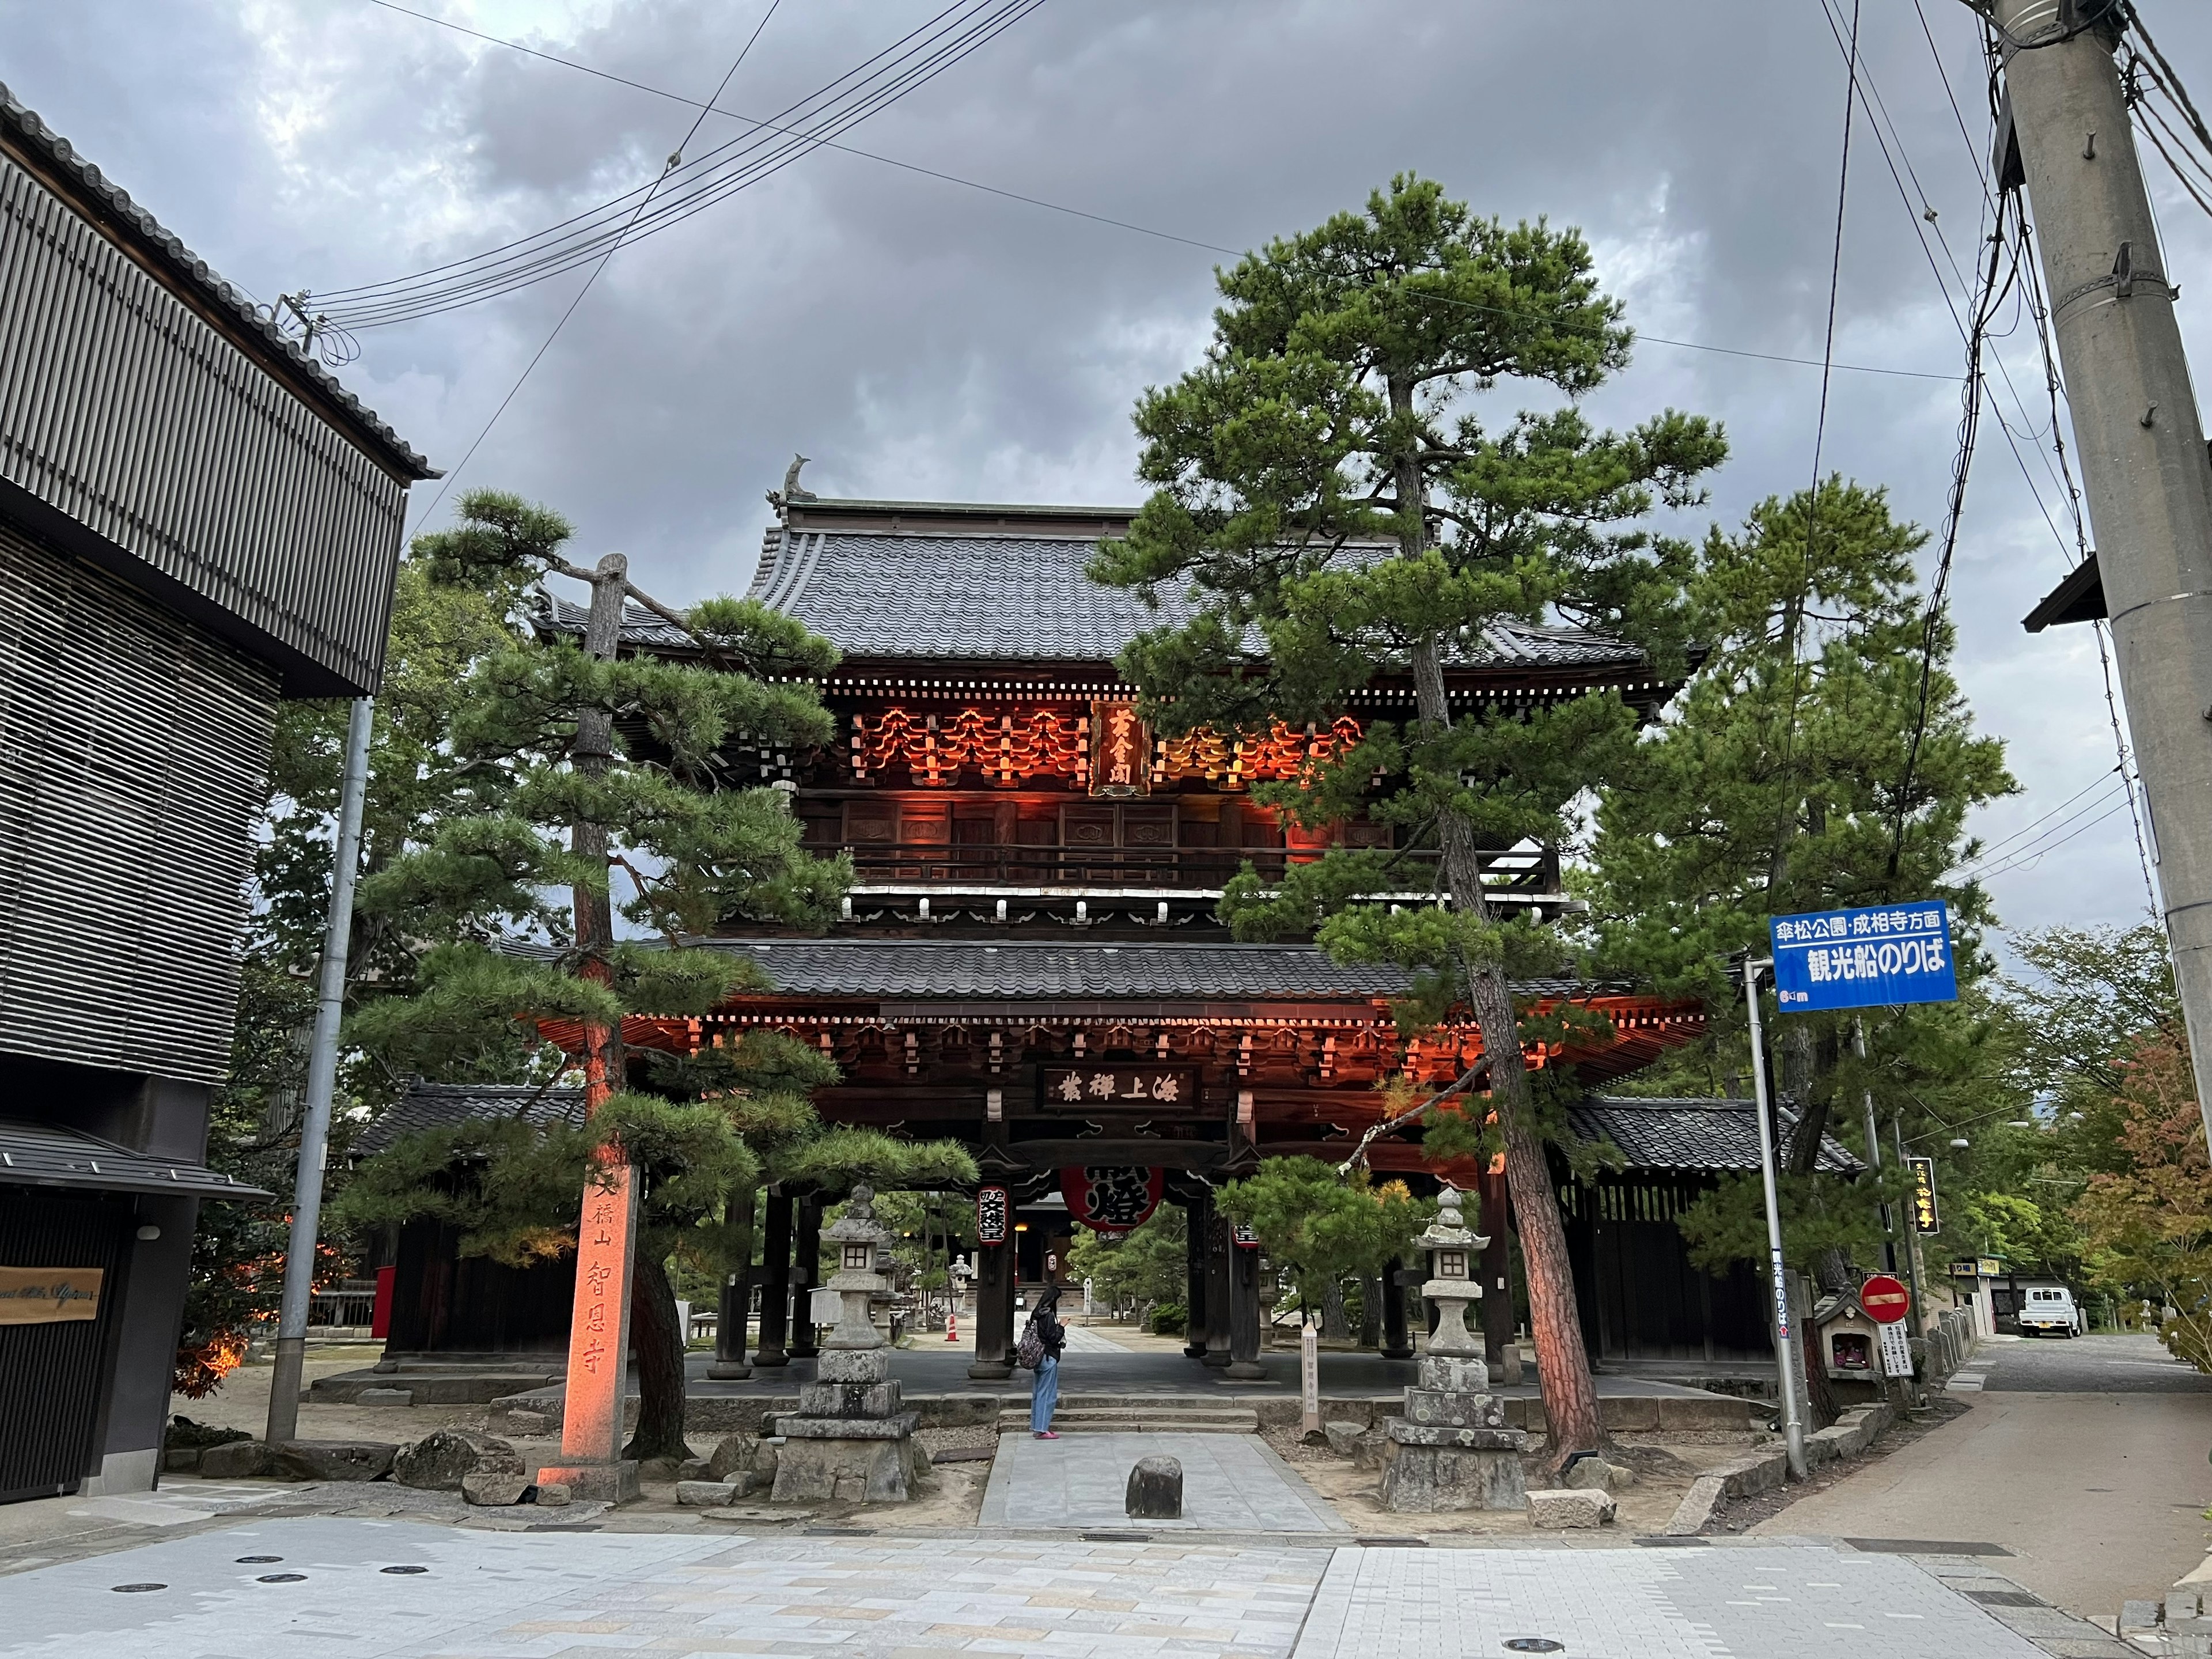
{"left": 1744, "top": 956, "right": 1809, "bottom": 1480}
{"left": 265, "top": 696, "right": 376, "bottom": 1446}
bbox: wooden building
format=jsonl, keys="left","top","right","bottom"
{"left": 1556, "top": 1097, "right": 1859, "bottom": 1369}
{"left": 0, "top": 82, "right": 431, "bottom": 1501}
{"left": 533, "top": 491, "right": 1709, "bottom": 1378}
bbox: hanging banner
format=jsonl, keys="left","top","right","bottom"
{"left": 1770, "top": 901, "right": 1957, "bottom": 1012}
{"left": 1059, "top": 1166, "right": 1165, "bottom": 1234}
{"left": 975, "top": 1185, "right": 1010, "bottom": 1246}
{"left": 0, "top": 1266, "right": 103, "bottom": 1324}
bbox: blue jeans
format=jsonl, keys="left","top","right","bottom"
{"left": 1031, "top": 1353, "right": 1059, "bottom": 1433}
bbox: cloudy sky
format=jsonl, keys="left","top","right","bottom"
{"left": 7, "top": 0, "right": 2210, "bottom": 948}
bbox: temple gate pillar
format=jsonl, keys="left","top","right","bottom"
{"left": 790, "top": 1195, "right": 822, "bottom": 1360}
{"left": 968, "top": 1214, "right": 1016, "bottom": 1380}
{"left": 1183, "top": 1191, "right": 1211, "bottom": 1360}
{"left": 755, "top": 1189, "right": 793, "bottom": 1367}
{"left": 1226, "top": 1226, "right": 1264, "bottom": 1379}
{"left": 1203, "top": 1207, "right": 1233, "bottom": 1368}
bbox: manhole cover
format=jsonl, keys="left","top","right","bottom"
{"left": 1503, "top": 1642, "right": 1565, "bottom": 1654}
{"left": 111, "top": 1584, "right": 165, "bottom": 1594}
{"left": 235, "top": 1555, "right": 282, "bottom": 1564}
{"left": 256, "top": 1573, "right": 308, "bottom": 1584}
{"left": 380, "top": 1566, "right": 429, "bottom": 1575}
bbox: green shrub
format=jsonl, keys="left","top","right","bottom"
{"left": 1148, "top": 1302, "right": 1187, "bottom": 1337}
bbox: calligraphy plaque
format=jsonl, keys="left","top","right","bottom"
{"left": 1089, "top": 700, "right": 1150, "bottom": 797}
{"left": 0, "top": 1266, "right": 101, "bottom": 1324}
{"left": 1038, "top": 1065, "right": 1201, "bottom": 1112}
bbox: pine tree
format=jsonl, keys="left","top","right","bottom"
{"left": 335, "top": 490, "right": 974, "bottom": 1459}
{"left": 1089, "top": 176, "right": 1726, "bottom": 1462}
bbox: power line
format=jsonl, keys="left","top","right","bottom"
{"left": 1946, "top": 764, "right": 2123, "bottom": 875}
{"left": 410, "top": 5, "right": 785, "bottom": 531}
{"left": 354, "top": 0, "right": 1959, "bottom": 384}
{"left": 316, "top": 2, "right": 1045, "bottom": 329}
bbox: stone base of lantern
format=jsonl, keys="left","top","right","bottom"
{"left": 768, "top": 1347, "right": 926, "bottom": 1503}
{"left": 1377, "top": 1353, "right": 1529, "bottom": 1513}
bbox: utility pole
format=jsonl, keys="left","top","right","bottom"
{"left": 1994, "top": 0, "right": 2212, "bottom": 1154}
{"left": 265, "top": 696, "right": 375, "bottom": 1446}
{"left": 1745, "top": 959, "right": 1809, "bottom": 1480}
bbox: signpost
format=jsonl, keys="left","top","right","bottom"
{"left": 1863, "top": 1273, "right": 1914, "bottom": 1386}
{"left": 1860, "top": 1274, "right": 1910, "bottom": 1324}
{"left": 1907, "top": 1156, "right": 1940, "bottom": 1234}
{"left": 1770, "top": 901, "right": 1956, "bottom": 1012}
{"left": 1748, "top": 902, "right": 1958, "bottom": 1481}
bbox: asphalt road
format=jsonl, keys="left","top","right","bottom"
{"left": 1756, "top": 1334, "right": 2212, "bottom": 1618}
{"left": 1976, "top": 1331, "right": 2212, "bottom": 1393}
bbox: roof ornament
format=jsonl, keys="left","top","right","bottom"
{"left": 766, "top": 453, "right": 816, "bottom": 519}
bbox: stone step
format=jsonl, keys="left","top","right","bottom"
{"left": 998, "top": 1407, "right": 1260, "bottom": 1434}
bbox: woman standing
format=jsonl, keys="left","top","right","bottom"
{"left": 1023, "top": 1284, "right": 1066, "bottom": 1439}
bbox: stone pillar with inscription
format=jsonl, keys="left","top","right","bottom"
{"left": 536, "top": 1162, "right": 642, "bottom": 1503}
{"left": 771, "top": 1187, "right": 926, "bottom": 1503}
{"left": 1225, "top": 1223, "right": 1265, "bottom": 1380}
{"left": 1378, "top": 1187, "right": 1529, "bottom": 1512}
{"left": 1183, "top": 1191, "right": 1211, "bottom": 1361}
{"left": 1202, "top": 1207, "right": 1233, "bottom": 1369}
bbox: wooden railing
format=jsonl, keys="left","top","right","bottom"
{"left": 836, "top": 841, "right": 1560, "bottom": 894}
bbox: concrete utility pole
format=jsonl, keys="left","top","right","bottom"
{"left": 266, "top": 695, "right": 375, "bottom": 1446}
{"left": 1995, "top": 0, "right": 2212, "bottom": 1153}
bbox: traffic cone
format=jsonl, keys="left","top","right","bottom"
{"left": 946, "top": 1311, "right": 959, "bottom": 1343}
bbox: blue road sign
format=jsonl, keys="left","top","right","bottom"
{"left": 1770, "top": 900, "right": 1957, "bottom": 1012}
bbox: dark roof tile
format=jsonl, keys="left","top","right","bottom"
{"left": 1569, "top": 1096, "right": 1861, "bottom": 1175}
{"left": 0, "top": 1119, "right": 270, "bottom": 1198}
{"left": 357, "top": 1082, "right": 586, "bottom": 1157}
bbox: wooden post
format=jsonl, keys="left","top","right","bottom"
{"left": 1226, "top": 1229, "right": 1264, "bottom": 1380}
{"left": 1182, "top": 1192, "right": 1211, "bottom": 1359}
{"left": 1300, "top": 1320, "right": 1321, "bottom": 1434}
{"left": 1479, "top": 1165, "right": 1520, "bottom": 1381}
{"left": 755, "top": 1190, "right": 793, "bottom": 1367}
{"left": 790, "top": 1196, "right": 823, "bottom": 1359}
{"left": 537, "top": 552, "right": 641, "bottom": 1506}
{"left": 1202, "top": 1209, "right": 1233, "bottom": 1369}
{"left": 1379, "top": 1253, "right": 1414, "bottom": 1361}
{"left": 968, "top": 1215, "right": 1014, "bottom": 1380}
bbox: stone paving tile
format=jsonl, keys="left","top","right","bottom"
{"left": 0, "top": 1518, "right": 1331, "bottom": 1659}
{"left": 1290, "top": 1544, "right": 2062, "bottom": 1658}
{"left": 981, "top": 1433, "right": 1346, "bottom": 1533}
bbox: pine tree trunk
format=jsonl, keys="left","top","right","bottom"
{"left": 624, "top": 1252, "right": 690, "bottom": 1462}
{"left": 1411, "top": 637, "right": 1608, "bottom": 1465}
{"left": 1321, "top": 1278, "right": 1351, "bottom": 1342}
{"left": 1357, "top": 1273, "right": 1382, "bottom": 1349}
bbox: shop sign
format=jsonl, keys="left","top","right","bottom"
{"left": 0, "top": 1266, "right": 102, "bottom": 1324}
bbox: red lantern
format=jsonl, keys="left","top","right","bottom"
{"left": 1059, "top": 1166, "right": 1165, "bottom": 1233}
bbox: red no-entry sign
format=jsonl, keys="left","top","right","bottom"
{"left": 1861, "top": 1274, "right": 1911, "bottom": 1324}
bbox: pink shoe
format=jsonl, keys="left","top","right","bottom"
{"left": 1033, "top": 1430, "right": 1059, "bottom": 1440}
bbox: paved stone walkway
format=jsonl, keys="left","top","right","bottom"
{"left": 981, "top": 1432, "right": 1347, "bottom": 1533}
{"left": 1293, "top": 1544, "right": 2059, "bottom": 1658}
{"left": 0, "top": 1517, "right": 2128, "bottom": 1658}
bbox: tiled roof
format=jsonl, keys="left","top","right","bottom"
{"left": 0, "top": 1119, "right": 270, "bottom": 1199}
{"left": 356, "top": 1082, "right": 586, "bottom": 1157}
{"left": 687, "top": 937, "right": 1609, "bottom": 1003}
{"left": 539, "top": 519, "right": 1647, "bottom": 674}
{"left": 745, "top": 526, "right": 1647, "bottom": 668}
{"left": 1569, "top": 1096, "right": 1861, "bottom": 1175}
{"left": 0, "top": 81, "right": 433, "bottom": 479}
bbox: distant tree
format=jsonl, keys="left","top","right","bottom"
{"left": 1066, "top": 1208, "right": 1188, "bottom": 1319}
{"left": 2073, "top": 1035, "right": 2212, "bottom": 1369}
{"left": 1215, "top": 1157, "right": 1430, "bottom": 1326}
{"left": 1091, "top": 175, "right": 1725, "bottom": 1461}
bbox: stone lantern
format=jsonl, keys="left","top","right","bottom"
{"left": 1377, "top": 1184, "right": 1530, "bottom": 1512}
{"left": 769, "top": 1186, "right": 926, "bottom": 1503}
{"left": 1416, "top": 1185, "right": 1485, "bottom": 1368}
{"left": 821, "top": 1193, "right": 891, "bottom": 1350}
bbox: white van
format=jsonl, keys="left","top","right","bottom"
{"left": 2017, "top": 1285, "right": 2082, "bottom": 1337}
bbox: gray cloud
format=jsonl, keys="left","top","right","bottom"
{"left": 8, "top": 0, "right": 2210, "bottom": 942}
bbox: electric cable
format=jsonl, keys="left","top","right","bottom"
{"left": 410, "top": 5, "right": 785, "bottom": 531}
{"left": 313, "top": 2, "right": 1044, "bottom": 330}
